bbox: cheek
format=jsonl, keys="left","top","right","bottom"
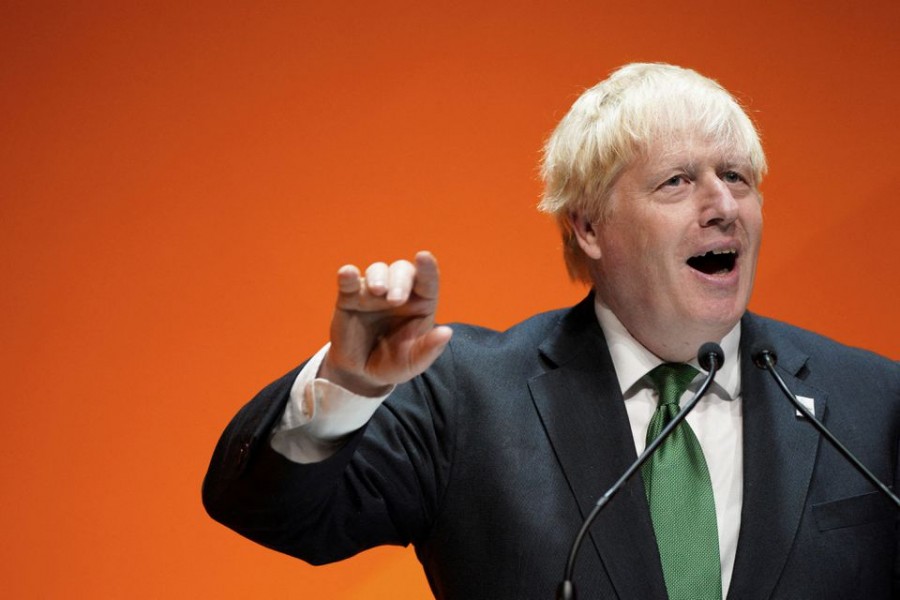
{"left": 595, "top": 234, "right": 636, "bottom": 288}
{"left": 599, "top": 231, "right": 644, "bottom": 272}
{"left": 743, "top": 200, "right": 764, "bottom": 237}
{"left": 603, "top": 237, "right": 663, "bottom": 293}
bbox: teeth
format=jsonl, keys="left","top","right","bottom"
{"left": 693, "top": 248, "right": 736, "bottom": 258}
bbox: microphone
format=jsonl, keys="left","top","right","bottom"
{"left": 752, "top": 346, "right": 899, "bottom": 508}
{"left": 699, "top": 341, "right": 725, "bottom": 372}
{"left": 556, "top": 343, "right": 725, "bottom": 600}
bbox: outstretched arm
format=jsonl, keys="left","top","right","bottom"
{"left": 203, "top": 252, "right": 457, "bottom": 561}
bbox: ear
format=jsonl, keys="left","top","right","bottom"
{"left": 568, "top": 210, "right": 603, "bottom": 260}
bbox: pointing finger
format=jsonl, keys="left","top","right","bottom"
{"left": 412, "top": 251, "right": 440, "bottom": 300}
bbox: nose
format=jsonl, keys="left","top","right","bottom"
{"left": 698, "top": 176, "right": 739, "bottom": 228}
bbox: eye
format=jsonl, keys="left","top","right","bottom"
{"left": 661, "top": 174, "right": 688, "bottom": 187}
{"left": 722, "top": 170, "right": 747, "bottom": 184}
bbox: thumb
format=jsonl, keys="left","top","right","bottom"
{"left": 407, "top": 325, "right": 453, "bottom": 375}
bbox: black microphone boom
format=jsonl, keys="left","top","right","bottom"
{"left": 556, "top": 343, "right": 725, "bottom": 600}
{"left": 752, "top": 347, "right": 900, "bottom": 508}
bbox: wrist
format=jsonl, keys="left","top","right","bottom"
{"left": 318, "top": 358, "right": 393, "bottom": 398}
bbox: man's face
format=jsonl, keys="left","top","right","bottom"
{"left": 583, "top": 136, "right": 763, "bottom": 361}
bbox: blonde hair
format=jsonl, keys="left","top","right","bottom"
{"left": 538, "top": 63, "right": 767, "bottom": 283}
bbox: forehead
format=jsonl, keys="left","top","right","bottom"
{"left": 636, "top": 133, "right": 753, "bottom": 173}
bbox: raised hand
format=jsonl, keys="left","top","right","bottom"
{"left": 319, "top": 251, "right": 453, "bottom": 396}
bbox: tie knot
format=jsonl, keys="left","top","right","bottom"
{"left": 648, "top": 363, "right": 699, "bottom": 407}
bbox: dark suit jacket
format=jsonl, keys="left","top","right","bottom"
{"left": 203, "top": 295, "right": 899, "bottom": 599}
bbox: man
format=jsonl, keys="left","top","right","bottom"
{"left": 203, "top": 64, "right": 899, "bottom": 599}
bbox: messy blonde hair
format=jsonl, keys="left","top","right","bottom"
{"left": 539, "top": 63, "right": 767, "bottom": 283}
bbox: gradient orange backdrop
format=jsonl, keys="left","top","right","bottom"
{"left": 2, "top": 2, "right": 898, "bottom": 598}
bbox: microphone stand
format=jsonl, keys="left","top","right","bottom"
{"left": 754, "top": 350, "right": 900, "bottom": 508}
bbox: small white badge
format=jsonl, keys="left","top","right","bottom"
{"left": 795, "top": 396, "right": 815, "bottom": 418}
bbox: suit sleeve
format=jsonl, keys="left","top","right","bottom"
{"left": 201, "top": 345, "right": 459, "bottom": 564}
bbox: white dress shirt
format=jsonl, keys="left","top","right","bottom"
{"left": 271, "top": 302, "right": 744, "bottom": 595}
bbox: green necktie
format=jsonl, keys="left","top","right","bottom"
{"left": 641, "top": 363, "right": 722, "bottom": 600}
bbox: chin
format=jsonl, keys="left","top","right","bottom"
{"left": 690, "top": 298, "right": 746, "bottom": 334}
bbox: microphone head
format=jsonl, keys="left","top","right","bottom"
{"left": 751, "top": 345, "right": 777, "bottom": 369}
{"left": 698, "top": 342, "right": 725, "bottom": 372}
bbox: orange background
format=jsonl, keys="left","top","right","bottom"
{"left": 2, "top": 2, "right": 898, "bottom": 598}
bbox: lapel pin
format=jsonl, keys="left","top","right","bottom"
{"left": 795, "top": 395, "right": 815, "bottom": 418}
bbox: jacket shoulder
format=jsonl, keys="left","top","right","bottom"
{"left": 744, "top": 312, "right": 899, "bottom": 382}
{"left": 445, "top": 306, "right": 570, "bottom": 349}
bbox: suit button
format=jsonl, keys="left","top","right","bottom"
{"left": 237, "top": 440, "right": 251, "bottom": 469}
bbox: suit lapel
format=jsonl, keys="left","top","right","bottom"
{"left": 528, "top": 296, "right": 668, "bottom": 598}
{"left": 728, "top": 314, "right": 827, "bottom": 599}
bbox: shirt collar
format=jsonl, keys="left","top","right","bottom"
{"left": 593, "top": 298, "right": 742, "bottom": 400}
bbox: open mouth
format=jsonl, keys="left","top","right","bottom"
{"left": 687, "top": 249, "right": 737, "bottom": 275}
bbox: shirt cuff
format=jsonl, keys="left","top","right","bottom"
{"left": 270, "top": 343, "right": 394, "bottom": 463}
